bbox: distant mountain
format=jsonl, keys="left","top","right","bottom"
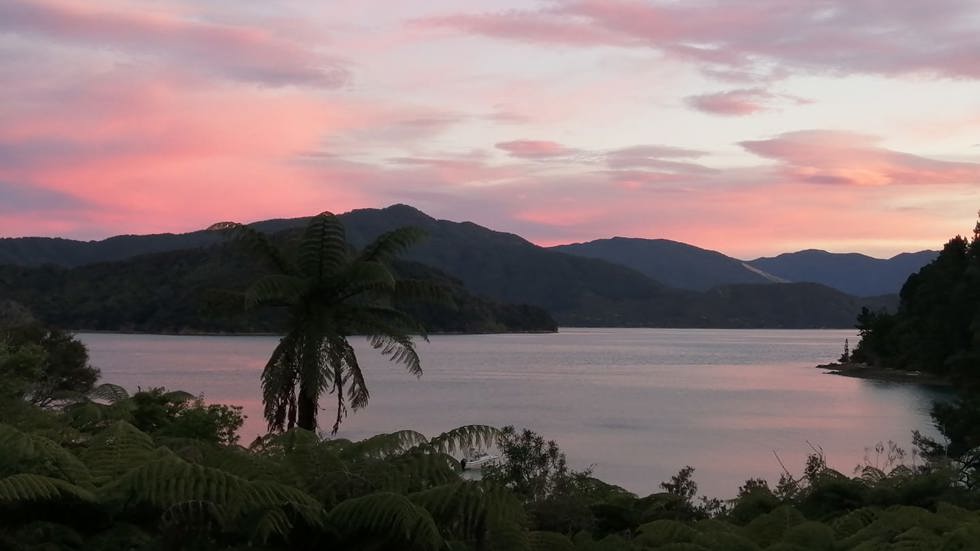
{"left": 552, "top": 237, "right": 785, "bottom": 291}
{"left": 748, "top": 249, "right": 938, "bottom": 297}
{"left": 0, "top": 204, "right": 903, "bottom": 328}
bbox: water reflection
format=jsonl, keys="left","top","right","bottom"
{"left": 80, "top": 328, "right": 947, "bottom": 498}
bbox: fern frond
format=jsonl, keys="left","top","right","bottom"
{"left": 327, "top": 492, "right": 443, "bottom": 550}
{"left": 528, "top": 531, "right": 575, "bottom": 551}
{"left": 428, "top": 425, "right": 500, "bottom": 456}
{"left": 245, "top": 274, "right": 307, "bottom": 309}
{"left": 160, "top": 499, "right": 223, "bottom": 534}
{"left": 0, "top": 423, "right": 92, "bottom": 486}
{"left": 368, "top": 333, "right": 423, "bottom": 376}
{"left": 411, "top": 481, "right": 526, "bottom": 542}
{"left": 0, "top": 474, "right": 95, "bottom": 504}
{"left": 209, "top": 221, "right": 297, "bottom": 275}
{"left": 89, "top": 383, "right": 130, "bottom": 403}
{"left": 297, "top": 212, "right": 348, "bottom": 281}
{"left": 379, "top": 450, "right": 460, "bottom": 492}
{"left": 358, "top": 227, "right": 427, "bottom": 264}
{"left": 395, "top": 278, "right": 455, "bottom": 307}
{"left": 79, "top": 421, "right": 157, "bottom": 484}
{"left": 345, "top": 430, "right": 429, "bottom": 460}
{"left": 163, "top": 390, "right": 196, "bottom": 403}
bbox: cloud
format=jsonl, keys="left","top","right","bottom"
{"left": 0, "top": 181, "right": 86, "bottom": 214}
{"left": 0, "top": 0, "right": 348, "bottom": 87}
{"left": 740, "top": 130, "right": 980, "bottom": 186}
{"left": 685, "top": 88, "right": 809, "bottom": 116}
{"left": 420, "top": 0, "right": 980, "bottom": 80}
{"left": 496, "top": 140, "right": 578, "bottom": 159}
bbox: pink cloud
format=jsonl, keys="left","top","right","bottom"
{"left": 741, "top": 130, "right": 980, "bottom": 186}
{"left": 686, "top": 88, "right": 776, "bottom": 116}
{"left": 420, "top": 0, "right": 980, "bottom": 80}
{"left": 496, "top": 140, "right": 578, "bottom": 159}
{"left": 0, "top": 0, "right": 348, "bottom": 87}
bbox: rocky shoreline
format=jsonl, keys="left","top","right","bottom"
{"left": 815, "top": 361, "right": 951, "bottom": 387}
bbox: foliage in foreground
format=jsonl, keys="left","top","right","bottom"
{"left": 7, "top": 390, "right": 980, "bottom": 551}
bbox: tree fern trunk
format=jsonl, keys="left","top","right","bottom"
{"left": 297, "top": 385, "right": 317, "bottom": 431}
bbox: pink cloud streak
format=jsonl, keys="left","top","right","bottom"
{"left": 421, "top": 0, "right": 980, "bottom": 80}
{"left": 0, "top": 0, "right": 348, "bottom": 87}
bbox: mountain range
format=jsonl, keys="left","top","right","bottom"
{"left": 0, "top": 204, "right": 936, "bottom": 329}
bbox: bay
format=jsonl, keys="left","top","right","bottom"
{"left": 78, "top": 328, "right": 946, "bottom": 498}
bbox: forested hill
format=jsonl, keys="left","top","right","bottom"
{"left": 853, "top": 221, "right": 980, "bottom": 379}
{"left": 0, "top": 204, "right": 899, "bottom": 328}
{"left": 0, "top": 244, "right": 558, "bottom": 335}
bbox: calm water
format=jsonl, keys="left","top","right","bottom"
{"left": 79, "top": 329, "right": 947, "bottom": 498}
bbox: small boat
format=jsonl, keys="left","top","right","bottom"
{"left": 460, "top": 447, "right": 497, "bottom": 470}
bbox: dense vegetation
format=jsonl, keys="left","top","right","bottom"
{"left": 2, "top": 204, "right": 901, "bottom": 328}
{"left": 4, "top": 320, "right": 980, "bottom": 549}
{"left": 852, "top": 216, "right": 980, "bottom": 380}
{"left": 0, "top": 247, "right": 556, "bottom": 335}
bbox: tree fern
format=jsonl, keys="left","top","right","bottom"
{"left": 0, "top": 473, "right": 95, "bottom": 504}
{"left": 528, "top": 530, "right": 575, "bottom": 551}
{"left": 326, "top": 491, "right": 443, "bottom": 550}
{"left": 0, "top": 423, "right": 91, "bottom": 486}
{"left": 427, "top": 425, "right": 500, "bottom": 456}
{"left": 410, "top": 481, "right": 526, "bottom": 545}
{"left": 79, "top": 421, "right": 158, "bottom": 485}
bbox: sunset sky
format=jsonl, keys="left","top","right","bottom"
{"left": 1, "top": 0, "right": 979, "bottom": 258}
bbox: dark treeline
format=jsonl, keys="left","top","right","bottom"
{"left": 853, "top": 216, "right": 980, "bottom": 381}
{"left": 0, "top": 243, "right": 557, "bottom": 335}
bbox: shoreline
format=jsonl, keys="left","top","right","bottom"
{"left": 72, "top": 328, "right": 559, "bottom": 337}
{"left": 815, "top": 361, "right": 951, "bottom": 387}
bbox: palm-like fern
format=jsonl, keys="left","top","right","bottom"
{"left": 212, "top": 212, "right": 438, "bottom": 433}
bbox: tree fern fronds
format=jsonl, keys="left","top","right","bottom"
{"left": 89, "top": 383, "right": 130, "bottom": 404}
{"left": 428, "top": 425, "right": 501, "bottom": 456}
{"left": 79, "top": 421, "right": 156, "bottom": 484}
{"left": 488, "top": 516, "right": 531, "bottom": 551}
{"left": 369, "top": 333, "right": 423, "bottom": 376}
{"left": 0, "top": 474, "right": 96, "bottom": 504}
{"left": 528, "top": 531, "right": 575, "bottom": 551}
{"left": 345, "top": 430, "right": 429, "bottom": 460}
{"left": 297, "top": 212, "right": 347, "bottom": 281}
{"left": 327, "top": 492, "right": 444, "bottom": 551}
{"left": 377, "top": 451, "right": 460, "bottom": 493}
{"left": 209, "top": 221, "right": 296, "bottom": 275}
{"left": 159, "top": 499, "right": 224, "bottom": 536}
{"left": 239, "top": 480, "right": 326, "bottom": 529}
{"left": 100, "top": 456, "right": 247, "bottom": 509}
{"left": 0, "top": 423, "right": 92, "bottom": 486}
{"left": 245, "top": 274, "right": 306, "bottom": 309}
{"left": 410, "top": 481, "right": 526, "bottom": 543}
{"left": 162, "top": 390, "right": 196, "bottom": 403}
{"left": 358, "top": 227, "right": 427, "bottom": 264}
{"left": 332, "top": 261, "right": 397, "bottom": 300}
{"left": 396, "top": 278, "right": 456, "bottom": 307}
{"left": 247, "top": 508, "right": 293, "bottom": 545}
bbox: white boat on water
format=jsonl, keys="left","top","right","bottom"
{"left": 460, "top": 447, "right": 497, "bottom": 470}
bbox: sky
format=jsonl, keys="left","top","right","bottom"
{"left": 1, "top": 0, "right": 979, "bottom": 259}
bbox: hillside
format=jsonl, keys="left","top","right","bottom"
{"left": 0, "top": 205, "right": 902, "bottom": 328}
{"left": 0, "top": 245, "right": 557, "bottom": 335}
{"left": 552, "top": 237, "right": 783, "bottom": 291}
{"left": 748, "top": 249, "right": 937, "bottom": 297}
